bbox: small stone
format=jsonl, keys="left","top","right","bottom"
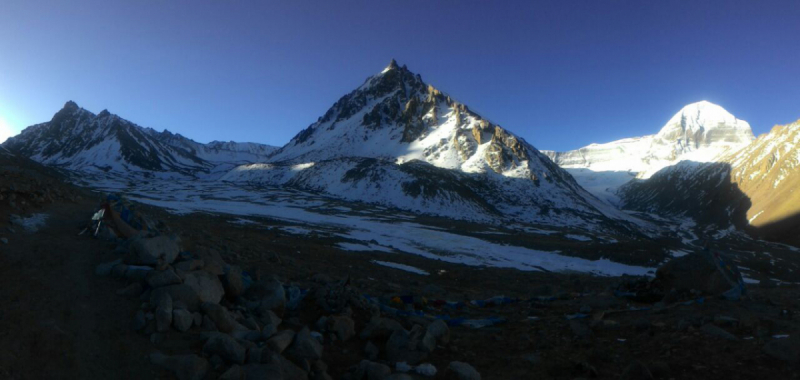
{"left": 149, "top": 352, "right": 209, "bottom": 380}
{"left": 700, "top": 324, "right": 738, "bottom": 341}
{"left": 203, "top": 332, "right": 246, "bottom": 364}
{"left": 267, "top": 329, "right": 295, "bottom": 353}
{"left": 0, "top": 238, "right": 8, "bottom": 244}
{"left": 173, "top": 309, "right": 193, "bottom": 332}
{"left": 261, "top": 324, "right": 277, "bottom": 340}
{"left": 415, "top": 363, "right": 437, "bottom": 377}
{"left": 445, "top": 361, "right": 481, "bottom": 380}
{"left": 569, "top": 320, "right": 592, "bottom": 339}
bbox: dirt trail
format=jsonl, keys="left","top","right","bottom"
{"left": 0, "top": 201, "right": 156, "bottom": 380}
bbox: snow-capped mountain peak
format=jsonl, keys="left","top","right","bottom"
{"left": 226, "top": 61, "right": 637, "bottom": 228}
{"left": 656, "top": 101, "right": 753, "bottom": 145}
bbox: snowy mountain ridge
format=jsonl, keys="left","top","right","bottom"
{"left": 544, "top": 101, "right": 755, "bottom": 179}
{"left": 3, "top": 101, "right": 277, "bottom": 175}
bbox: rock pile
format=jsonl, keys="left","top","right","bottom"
{"left": 95, "top": 222, "right": 481, "bottom": 380}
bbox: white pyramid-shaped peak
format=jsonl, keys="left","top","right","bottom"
{"left": 658, "top": 101, "right": 752, "bottom": 137}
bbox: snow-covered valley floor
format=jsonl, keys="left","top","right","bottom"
{"left": 76, "top": 175, "right": 656, "bottom": 277}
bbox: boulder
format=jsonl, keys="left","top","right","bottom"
{"left": 155, "top": 293, "right": 173, "bottom": 332}
{"left": 132, "top": 310, "right": 147, "bottom": 331}
{"left": 146, "top": 268, "right": 182, "bottom": 288}
{"left": 278, "top": 356, "right": 309, "bottom": 380}
{"left": 445, "top": 362, "right": 481, "bottom": 380}
{"left": 184, "top": 271, "right": 225, "bottom": 304}
{"left": 364, "top": 341, "right": 379, "bottom": 360}
{"left": 260, "top": 310, "right": 282, "bottom": 327}
{"left": 201, "top": 302, "right": 244, "bottom": 334}
{"left": 203, "top": 332, "right": 246, "bottom": 364}
{"left": 173, "top": 309, "right": 194, "bottom": 332}
{"left": 223, "top": 265, "right": 246, "bottom": 298}
{"left": 218, "top": 364, "right": 244, "bottom": 380}
{"left": 247, "top": 276, "right": 286, "bottom": 314}
{"left": 655, "top": 251, "right": 737, "bottom": 296}
{"left": 150, "top": 284, "right": 201, "bottom": 311}
{"left": 425, "top": 319, "right": 450, "bottom": 345}
{"left": 267, "top": 329, "right": 296, "bottom": 353}
{"left": 125, "top": 235, "right": 180, "bottom": 266}
{"left": 762, "top": 335, "right": 800, "bottom": 362}
{"left": 96, "top": 259, "right": 122, "bottom": 276}
{"left": 327, "top": 315, "right": 355, "bottom": 342}
{"left": 357, "top": 360, "right": 391, "bottom": 380}
{"left": 386, "top": 325, "right": 428, "bottom": 364}
{"left": 116, "top": 282, "right": 143, "bottom": 298}
{"left": 242, "top": 363, "right": 283, "bottom": 380}
{"left": 360, "top": 317, "right": 404, "bottom": 340}
{"left": 149, "top": 352, "right": 209, "bottom": 380}
{"left": 286, "top": 327, "right": 323, "bottom": 361}
{"left": 620, "top": 361, "right": 654, "bottom": 380}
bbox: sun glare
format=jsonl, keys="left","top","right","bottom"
{"left": 0, "top": 115, "right": 16, "bottom": 144}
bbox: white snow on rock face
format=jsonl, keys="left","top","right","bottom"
{"left": 543, "top": 101, "right": 755, "bottom": 201}
{"left": 225, "top": 61, "right": 639, "bottom": 229}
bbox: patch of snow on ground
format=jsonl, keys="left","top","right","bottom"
{"left": 10, "top": 213, "right": 49, "bottom": 232}
{"left": 671, "top": 249, "right": 690, "bottom": 258}
{"left": 371, "top": 260, "right": 430, "bottom": 275}
{"left": 565, "top": 234, "right": 592, "bottom": 242}
{"left": 338, "top": 242, "right": 394, "bottom": 253}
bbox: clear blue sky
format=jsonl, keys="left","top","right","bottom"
{"left": 1, "top": 0, "right": 798, "bottom": 151}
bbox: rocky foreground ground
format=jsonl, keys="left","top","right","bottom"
{"left": 0, "top": 160, "right": 799, "bottom": 380}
